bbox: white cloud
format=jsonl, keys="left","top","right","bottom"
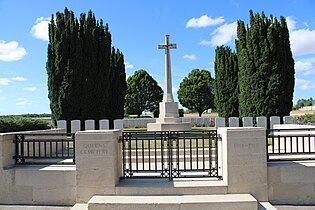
{"left": 295, "top": 78, "right": 315, "bottom": 90}
{"left": 290, "top": 28, "right": 315, "bottom": 56}
{"left": 186, "top": 15, "right": 224, "bottom": 28}
{"left": 295, "top": 61, "right": 315, "bottom": 75}
{"left": 30, "top": 17, "right": 50, "bottom": 41}
{"left": 23, "top": 87, "right": 37, "bottom": 92}
{"left": 11, "top": 76, "right": 27, "bottom": 81}
{"left": 199, "top": 40, "right": 212, "bottom": 46}
{"left": 286, "top": 16, "right": 297, "bottom": 32}
{"left": 124, "top": 62, "right": 134, "bottom": 69}
{"left": 183, "top": 54, "right": 197, "bottom": 60}
{"left": 0, "top": 78, "right": 11, "bottom": 85}
{"left": 0, "top": 89, "right": 2, "bottom": 92}
{"left": 209, "top": 22, "right": 237, "bottom": 46}
{"left": 16, "top": 98, "right": 30, "bottom": 106}
{"left": 0, "top": 40, "right": 27, "bottom": 61}
{"left": 0, "top": 97, "right": 4, "bottom": 101}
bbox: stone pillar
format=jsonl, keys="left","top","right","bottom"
{"left": 217, "top": 127, "right": 268, "bottom": 201}
{"left": 71, "top": 120, "right": 81, "bottom": 133}
{"left": 85, "top": 120, "right": 95, "bottom": 130}
{"left": 114, "top": 119, "right": 124, "bottom": 130}
{"left": 99, "top": 119, "right": 109, "bottom": 130}
{"left": 283, "top": 116, "right": 294, "bottom": 124}
{"left": 270, "top": 116, "right": 280, "bottom": 129}
{"left": 228, "top": 117, "right": 239, "bottom": 127}
{"left": 256, "top": 117, "right": 267, "bottom": 129}
{"left": 242, "top": 117, "right": 253, "bottom": 127}
{"left": 215, "top": 117, "right": 225, "bottom": 129}
{"left": 75, "top": 130, "right": 122, "bottom": 202}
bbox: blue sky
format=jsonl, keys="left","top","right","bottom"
{"left": 0, "top": 0, "right": 315, "bottom": 115}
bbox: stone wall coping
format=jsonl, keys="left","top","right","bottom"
{"left": 76, "top": 129, "right": 121, "bottom": 134}
{"left": 0, "top": 128, "right": 65, "bottom": 136}
{"left": 14, "top": 165, "right": 76, "bottom": 171}
{"left": 218, "top": 127, "right": 265, "bottom": 132}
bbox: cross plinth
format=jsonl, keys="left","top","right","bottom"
{"left": 147, "top": 35, "right": 191, "bottom": 131}
{"left": 158, "top": 35, "right": 176, "bottom": 102}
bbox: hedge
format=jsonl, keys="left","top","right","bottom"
{"left": 0, "top": 117, "right": 50, "bottom": 133}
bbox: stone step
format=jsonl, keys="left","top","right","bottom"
{"left": 116, "top": 178, "right": 227, "bottom": 195}
{"left": 71, "top": 203, "right": 88, "bottom": 210}
{"left": 87, "top": 194, "right": 257, "bottom": 210}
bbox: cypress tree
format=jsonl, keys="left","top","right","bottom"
{"left": 46, "top": 8, "right": 126, "bottom": 128}
{"left": 214, "top": 46, "right": 239, "bottom": 120}
{"left": 236, "top": 10, "right": 294, "bottom": 118}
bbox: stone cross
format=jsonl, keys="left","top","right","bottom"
{"left": 158, "top": 35, "right": 176, "bottom": 102}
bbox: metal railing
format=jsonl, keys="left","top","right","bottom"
{"left": 122, "top": 130, "right": 220, "bottom": 180}
{"left": 13, "top": 133, "right": 75, "bottom": 165}
{"left": 267, "top": 128, "right": 315, "bottom": 161}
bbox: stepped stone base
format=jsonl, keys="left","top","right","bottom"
{"left": 87, "top": 194, "right": 257, "bottom": 210}
{"left": 147, "top": 122, "right": 191, "bottom": 131}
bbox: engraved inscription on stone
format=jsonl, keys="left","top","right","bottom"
{"left": 79, "top": 143, "right": 108, "bottom": 155}
{"left": 233, "top": 143, "right": 259, "bottom": 149}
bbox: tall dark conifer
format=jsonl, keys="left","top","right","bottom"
{"left": 214, "top": 46, "right": 239, "bottom": 120}
{"left": 236, "top": 10, "right": 294, "bottom": 118}
{"left": 46, "top": 8, "right": 126, "bottom": 128}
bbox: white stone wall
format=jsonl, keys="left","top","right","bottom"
{"left": 268, "top": 161, "right": 315, "bottom": 204}
{"left": 0, "top": 129, "right": 76, "bottom": 205}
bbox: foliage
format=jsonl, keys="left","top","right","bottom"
{"left": 177, "top": 69, "right": 214, "bottom": 117}
{"left": 0, "top": 117, "right": 50, "bottom": 133}
{"left": 236, "top": 10, "right": 294, "bottom": 118}
{"left": 294, "top": 98, "right": 314, "bottom": 109}
{"left": 46, "top": 8, "right": 126, "bottom": 128}
{"left": 294, "top": 114, "right": 315, "bottom": 125}
{"left": 125, "top": 70, "right": 163, "bottom": 118}
{"left": 178, "top": 109, "right": 184, "bottom": 117}
{"left": 0, "top": 113, "right": 51, "bottom": 118}
{"left": 214, "top": 46, "right": 239, "bottom": 119}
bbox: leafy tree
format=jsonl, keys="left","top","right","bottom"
{"left": 177, "top": 69, "right": 214, "bottom": 117}
{"left": 46, "top": 8, "right": 126, "bottom": 128}
{"left": 125, "top": 70, "right": 163, "bottom": 118}
{"left": 236, "top": 10, "right": 294, "bottom": 118}
{"left": 214, "top": 46, "right": 239, "bottom": 119}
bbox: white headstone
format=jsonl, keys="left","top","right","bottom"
{"left": 114, "top": 119, "right": 124, "bottom": 130}
{"left": 229, "top": 117, "right": 239, "bottom": 127}
{"left": 256, "top": 116, "right": 267, "bottom": 129}
{"left": 71, "top": 120, "right": 81, "bottom": 133}
{"left": 270, "top": 116, "right": 280, "bottom": 129}
{"left": 57, "top": 120, "right": 67, "bottom": 130}
{"left": 215, "top": 117, "right": 225, "bottom": 129}
{"left": 85, "top": 120, "right": 95, "bottom": 130}
{"left": 99, "top": 119, "right": 109, "bottom": 130}
{"left": 243, "top": 117, "right": 253, "bottom": 127}
{"left": 283, "top": 116, "right": 294, "bottom": 124}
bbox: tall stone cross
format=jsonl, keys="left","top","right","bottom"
{"left": 158, "top": 35, "right": 176, "bottom": 102}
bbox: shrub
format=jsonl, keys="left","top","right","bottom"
{"left": 178, "top": 109, "right": 184, "bottom": 117}
{"left": 294, "top": 114, "right": 315, "bottom": 125}
{"left": 0, "top": 117, "right": 50, "bottom": 133}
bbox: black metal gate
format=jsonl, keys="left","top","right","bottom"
{"left": 122, "top": 130, "right": 220, "bottom": 180}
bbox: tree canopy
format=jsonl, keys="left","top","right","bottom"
{"left": 46, "top": 8, "right": 126, "bottom": 128}
{"left": 177, "top": 69, "right": 214, "bottom": 117}
{"left": 125, "top": 70, "right": 163, "bottom": 118}
{"left": 214, "top": 46, "right": 239, "bottom": 119}
{"left": 236, "top": 10, "right": 295, "bottom": 118}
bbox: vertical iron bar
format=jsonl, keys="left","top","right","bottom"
{"left": 308, "top": 134, "right": 311, "bottom": 154}
{"left": 290, "top": 136, "right": 293, "bottom": 154}
{"left": 129, "top": 132, "right": 132, "bottom": 174}
{"left": 190, "top": 137, "right": 192, "bottom": 170}
{"left": 202, "top": 133, "right": 205, "bottom": 171}
{"left": 183, "top": 134, "right": 186, "bottom": 172}
{"left": 284, "top": 136, "right": 287, "bottom": 154}
{"left": 148, "top": 139, "right": 151, "bottom": 171}
{"left": 196, "top": 136, "right": 199, "bottom": 170}
{"left": 55, "top": 139, "right": 58, "bottom": 158}
{"left": 154, "top": 133, "right": 157, "bottom": 172}
{"left": 142, "top": 138, "right": 144, "bottom": 171}
{"left": 136, "top": 134, "right": 138, "bottom": 172}
{"left": 278, "top": 135, "right": 280, "bottom": 155}
{"left": 33, "top": 138, "right": 35, "bottom": 158}
{"left": 44, "top": 141, "right": 47, "bottom": 158}
{"left": 122, "top": 133, "right": 126, "bottom": 177}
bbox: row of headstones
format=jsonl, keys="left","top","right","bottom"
{"left": 214, "top": 116, "right": 294, "bottom": 129}
{"left": 57, "top": 116, "right": 294, "bottom": 133}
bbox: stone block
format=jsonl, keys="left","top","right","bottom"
{"left": 243, "top": 117, "right": 253, "bottom": 127}
{"left": 85, "top": 120, "right": 95, "bottom": 130}
{"left": 283, "top": 116, "right": 294, "bottom": 124}
{"left": 270, "top": 116, "right": 280, "bottom": 129}
{"left": 75, "top": 130, "right": 122, "bottom": 202}
{"left": 228, "top": 117, "right": 239, "bottom": 127}
{"left": 114, "top": 119, "right": 124, "bottom": 130}
{"left": 57, "top": 120, "right": 67, "bottom": 130}
{"left": 215, "top": 117, "right": 225, "bottom": 129}
{"left": 71, "top": 120, "right": 81, "bottom": 133}
{"left": 256, "top": 117, "right": 267, "bottom": 129}
{"left": 99, "top": 119, "right": 109, "bottom": 130}
{"left": 159, "top": 101, "right": 179, "bottom": 118}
